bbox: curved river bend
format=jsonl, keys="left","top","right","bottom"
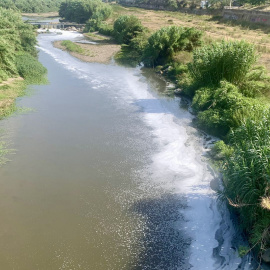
{"left": 0, "top": 30, "right": 254, "bottom": 269}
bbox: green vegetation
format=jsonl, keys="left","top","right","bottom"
{"left": 143, "top": 26, "right": 202, "bottom": 66}
{"left": 59, "top": 0, "right": 112, "bottom": 25}
{"left": 189, "top": 41, "right": 257, "bottom": 87}
{"left": 101, "top": 15, "right": 203, "bottom": 67}
{"left": 61, "top": 40, "right": 85, "bottom": 54}
{"left": 0, "top": 7, "right": 47, "bottom": 117}
{"left": 0, "top": 0, "right": 62, "bottom": 13}
{"left": 16, "top": 53, "right": 47, "bottom": 84}
{"left": 0, "top": 6, "right": 47, "bottom": 163}
{"left": 218, "top": 114, "right": 270, "bottom": 254}
{"left": 0, "top": 7, "right": 46, "bottom": 83}
{"left": 163, "top": 39, "right": 270, "bottom": 258}
{"left": 109, "top": 12, "right": 270, "bottom": 256}
{"left": 113, "top": 15, "right": 144, "bottom": 44}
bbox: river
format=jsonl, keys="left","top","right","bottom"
{"left": 0, "top": 30, "right": 255, "bottom": 269}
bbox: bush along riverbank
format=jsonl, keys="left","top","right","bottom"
{"left": 59, "top": 4, "right": 270, "bottom": 263}
{"left": 178, "top": 40, "right": 270, "bottom": 263}
{"left": 109, "top": 14, "right": 270, "bottom": 265}
{"left": 0, "top": 7, "right": 47, "bottom": 162}
{"left": 0, "top": 7, "right": 47, "bottom": 120}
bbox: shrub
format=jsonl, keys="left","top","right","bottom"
{"left": 142, "top": 26, "right": 202, "bottom": 67}
{"left": 189, "top": 41, "right": 257, "bottom": 87}
{"left": 0, "top": 36, "right": 17, "bottom": 82}
{"left": 113, "top": 15, "right": 144, "bottom": 45}
{"left": 98, "top": 23, "right": 113, "bottom": 36}
{"left": 239, "top": 66, "right": 270, "bottom": 98}
{"left": 220, "top": 112, "right": 270, "bottom": 250}
{"left": 16, "top": 52, "right": 47, "bottom": 83}
{"left": 210, "top": 140, "right": 233, "bottom": 160}
{"left": 191, "top": 86, "right": 213, "bottom": 112}
{"left": 192, "top": 81, "right": 266, "bottom": 136}
{"left": 59, "top": 0, "right": 112, "bottom": 24}
{"left": 0, "top": 8, "right": 38, "bottom": 81}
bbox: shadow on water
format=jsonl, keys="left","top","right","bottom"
{"left": 129, "top": 193, "right": 192, "bottom": 270}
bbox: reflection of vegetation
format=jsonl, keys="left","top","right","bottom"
{"left": 0, "top": 140, "right": 10, "bottom": 166}
{"left": 0, "top": 0, "right": 62, "bottom": 13}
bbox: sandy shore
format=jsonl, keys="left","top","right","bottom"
{"left": 53, "top": 34, "right": 121, "bottom": 64}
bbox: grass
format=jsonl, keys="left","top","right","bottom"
{"left": 84, "top": 32, "right": 109, "bottom": 40}
{"left": 61, "top": 40, "right": 85, "bottom": 54}
{"left": 0, "top": 78, "right": 27, "bottom": 119}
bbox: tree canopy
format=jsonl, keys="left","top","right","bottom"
{"left": 0, "top": 0, "right": 63, "bottom": 13}
{"left": 59, "top": 0, "right": 112, "bottom": 24}
{"left": 0, "top": 7, "right": 46, "bottom": 83}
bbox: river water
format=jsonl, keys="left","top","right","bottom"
{"left": 0, "top": 30, "right": 254, "bottom": 269}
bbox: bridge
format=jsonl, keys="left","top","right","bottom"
{"left": 27, "top": 21, "right": 85, "bottom": 29}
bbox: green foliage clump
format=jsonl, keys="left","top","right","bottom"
{"left": 220, "top": 112, "right": 270, "bottom": 250}
{"left": 0, "top": 36, "right": 18, "bottom": 82}
{"left": 0, "top": 7, "right": 42, "bottom": 83}
{"left": 143, "top": 26, "right": 202, "bottom": 67}
{"left": 210, "top": 140, "right": 233, "bottom": 160}
{"left": 177, "top": 39, "right": 270, "bottom": 255}
{"left": 59, "top": 0, "right": 112, "bottom": 24}
{"left": 115, "top": 31, "right": 148, "bottom": 66}
{"left": 97, "top": 23, "right": 113, "bottom": 36}
{"left": 189, "top": 41, "right": 257, "bottom": 87}
{"left": 15, "top": 53, "right": 47, "bottom": 84}
{"left": 0, "top": 0, "right": 63, "bottom": 13}
{"left": 239, "top": 66, "right": 270, "bottom": 98}
{"left": 113, "top": 15, "right": 144, "bottom": 45}
{"left": 61, "top": 40, "right": 84, "bottom": 54}
{"left": 192, "top": 81, "right": 266, "bottom": 136}
{"left": 238, "top": 246, "right": 250, "bottom": 258}
{"left": 165, "top": 62, "right": 189, "bottom": 81}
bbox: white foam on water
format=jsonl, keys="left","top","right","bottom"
{"left": 37, "top": 31, "right": 253, "bottom": 270}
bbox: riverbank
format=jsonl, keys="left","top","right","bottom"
{"left": 53, "top": 34, "right": 121, "bottom": 64}
{"left": 0, "top": 77, "right": 25, "bottom": 119}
